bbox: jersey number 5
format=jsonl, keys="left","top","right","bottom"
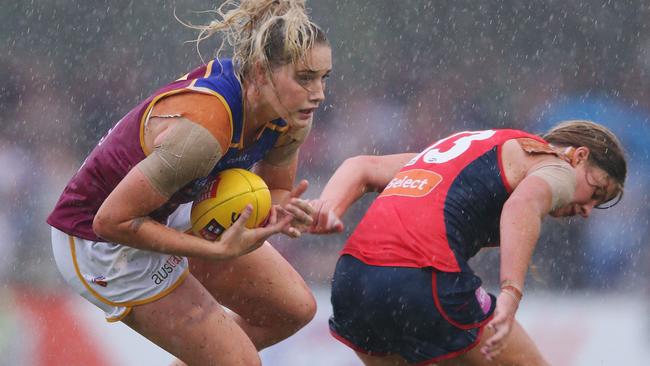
{"left": 405, "top": 130, "right": 496, "bottom": 166}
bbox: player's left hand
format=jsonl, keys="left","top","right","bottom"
{"left": 276, "top": 179, "right": 314, "bottom": 238}
{"left": 480, "top": 291, "right": 519, "bottom": 361}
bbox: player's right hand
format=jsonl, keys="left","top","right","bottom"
{"left": 480, "top": 291, "right": 519, "bottom": 361}
{"left": 308, "top": 199, "right": 344, "bottom": 234}
{"left": 215, "top": 204, "right": 293, "bottom": 259}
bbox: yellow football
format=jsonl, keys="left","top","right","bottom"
{"left": 191, "top": 169, "right": 272, "bottom": 241}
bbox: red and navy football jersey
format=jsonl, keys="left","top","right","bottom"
{"left": 341, "top": 129, "right": 547, "bottom": 273}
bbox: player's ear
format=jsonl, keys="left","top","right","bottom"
{"left": 571, "top": 146, "right": 590, "bottom": 167}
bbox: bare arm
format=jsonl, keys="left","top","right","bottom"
{"left": 255, "top": 151, "right": 314, "bottom": 238}
{"left": 321, "top": 154, "right": 415, "bottom": 216}
{"left": 254, "top": 153, "right": 299, "bottom": 205}
{"left": 255, "top": 121, "right": 312, "bottom": 205}
{"left": 310, "top": 153, "right": 416, "bottom": 233}
{"left": 500, "top": 175, "right": 552, "bottom": 291}
{"left": 93, "top": 167, "right": 291, "bottom": 260}
{"left": 481, "top": 174, "right": 553, "bottom": 360}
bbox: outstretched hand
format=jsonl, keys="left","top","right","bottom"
{"left": 275, "top": 179, "right": 315, "bottom": 238}
{"left": 480, "top": 292, "right": 519, "bottom": 361}
{"left": 216, "top": 203, "right": 294, "bottom": 259}
{"left": 308, "top": 199, "right": 344, "bottom": 234}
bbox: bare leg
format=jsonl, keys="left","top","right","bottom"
{"left": 346, "top": 320, "right": 548, "bottom": 366}
{"left": 355, "top": 352, "right": 412, "bottom": 366}
{"left": 122, "top": 274, "right": 260, "bottom": 366}
{"left": 189, "top": 242, "right": 317, "bottom": 349}
{"left": 439, "top": 320, "right": 549, "bottom": 366}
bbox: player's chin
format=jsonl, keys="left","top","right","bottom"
{"left": 289, "top": 111, "right": 314, "bottom": 127}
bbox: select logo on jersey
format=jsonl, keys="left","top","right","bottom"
{"left": 151, "top": 255, "right": 184, "bottom": 285}
{"left": 379, "top": 169, "right": 442, "bottom": 198}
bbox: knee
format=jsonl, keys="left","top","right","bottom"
{"left": 275, "top": 288, "right": 317, "bottom": 332}
{"left": 291, "top": 290, "right": 317, "bottom": 327}
{"left": 237, "top": 353, "right": 262, "bottom": 366}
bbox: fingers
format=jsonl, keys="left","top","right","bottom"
{"left": 325, "top": 210, "right": 344, "bottom": 232}
{"left": 480, "top": 314, "right": 511, "bottom": 361}
{"left": 310, "top": 210, "right": 344, "bottom": 234}
{"left": 290, "top": 197, "right": 314, "bottom": 215}
{"left": 290, "top": 179, "right": 309, "bottom": 199}
{"left": 267, "top": 205, "right": 302, "bottom": 238}
{"left": 284, "top": 198, "right": 314, "bottom": 226}
{"left": 257, "top": 207, "right": 294, "bottom": 236}
{"left": 284, "top": 227, "right": 302, "bottom": 238}
{"left": 308, "top": 200, "right": 344, "bottom": 234}
{"left": 230, "top": 204, "right": 253, "bottom": 231}
{"left": 264, "top": 203, "right": 278, "bottom": 226}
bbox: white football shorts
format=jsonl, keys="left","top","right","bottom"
{"left": 51, "top": 203, "right": 193, "bottom": 322}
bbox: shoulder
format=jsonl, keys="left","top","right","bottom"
{"left": 151, "top": 92, "right": 233, "bottom": 152}
{"left": 262, "top": 121, "right": 313, "bottom": 166}
{"left": 196, "top": 59, "right": 242, "bottom": 100}
{"left": 501, "top": 138, "right": 568, "bottom": 190}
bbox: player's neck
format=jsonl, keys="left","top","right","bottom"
{"left": 243, "top": 83, "right": 278, "bottom": 128}
{"left": 242, "top": 84, "right": 276, "bottom": 147}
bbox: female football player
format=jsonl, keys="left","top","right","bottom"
{"left": 48, "top": 1, "right": 331, "bottom": 365}
{"left": 310, "top": 120, "right": 626, "bottom": 366}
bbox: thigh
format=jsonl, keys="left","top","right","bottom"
{"left": 122, "top": 274, "right": 260, "bottom": 366}
{"left": 355, "top": 352, "right": 412, "bottom": 366}
{"left": 439, "top": 320, "right": 548, "bottom": 366}
{"left": 189, "top": 242, "right": 316, "bottom": 325}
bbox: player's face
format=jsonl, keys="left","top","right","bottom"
{"left": 550, "top": 164, "right": 617, "bottom": 218}
{"left": 264, "top": 44, "right": 332, "bottom": 128}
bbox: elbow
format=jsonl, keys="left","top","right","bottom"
{"left": 344, "top": 155, "right": 387, "bottom": 192}
{"left": 341, "top": 155, "right": 369, "bottom": 168}
{"left": 349, "top": 155, "right": 385, "bottom": 170}
{"left": 92, "top": 211, "right": 116, "bottom": 240}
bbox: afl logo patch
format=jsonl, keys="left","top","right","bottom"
{"left": 380, "top": 169, "right": 442, "bottom": 198}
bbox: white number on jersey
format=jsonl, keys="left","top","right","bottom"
{"left": 405, "top": 130, "right": 496, "bottom": 166}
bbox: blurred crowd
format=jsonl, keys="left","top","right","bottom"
{"left": 2, "top": 0, "right": 649, "bottom": 298}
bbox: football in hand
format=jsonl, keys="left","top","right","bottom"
{"left": 191, "top": 169, "right": 272, "bottom": 241}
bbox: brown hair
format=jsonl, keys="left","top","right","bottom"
{"left": 182, "top": 0, "right": 328, "bottom": 76}
{"left": 543, "top": 120, "right": 627, "bottom": 202}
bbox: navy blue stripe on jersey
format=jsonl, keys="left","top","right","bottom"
{"left": 443, "top": 147, "right": 509, "bottom": 273}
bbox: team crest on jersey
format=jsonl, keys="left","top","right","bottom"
{"left": 380, "top": 169, "right": 442, "bottom": 198}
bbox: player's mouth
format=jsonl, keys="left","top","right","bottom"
{"left": 298, "top": 108, "right": 316, "bottom": 119}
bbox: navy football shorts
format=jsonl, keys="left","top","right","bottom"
{"left": 329, "top": 255, "right": 496, "bottom": 364}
